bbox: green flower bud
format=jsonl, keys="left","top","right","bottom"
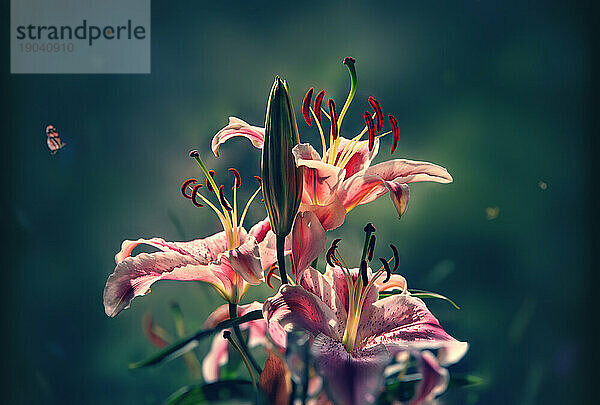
{"left": 261, "top": 77, "right": 304, "bottom": 237}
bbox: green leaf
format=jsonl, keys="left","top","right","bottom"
{"left": 129, "top": 310, "right": 263, "bottom": 369}
{"left": 166, "top": 380, "right": 254, "bottom": 405}
{"left": 379, "top": 289, "right": 461, "bottom": 309}
{"left": 448, "top": 374, "right": 485, "bottom": 388}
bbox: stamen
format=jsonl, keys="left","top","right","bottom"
{"left": 328, "top": 99, "right": 338, "bottom": 140}
{"left": 360, "top": 260, "right": 368, "bottom": 285}
{"left": 389, "top": 114, "right": 399, "bottom": 154}
{"left": 189, "top": 149, "right": 199, "bottom": 158}
{"left": 229, "top": 168, "right": 241, "bottom": 190}
{"left": 326, "top": 238, "right": 342, "bottom": 267}
{"left": 314, "top": 90, "right": 325, "bottom": 126}
{"left": 254, "top": 175, "right": 263, "bottom": 186}
{"left": 218, "top": 185, "right": 233, "bottom": 211}
{"left": 364, "top": 112, "right": 375, "bottom": 151}
{"left": 266, "top": 264, "right": 278, "bottom": 289}
{"left": 379, "top": 258, "right": 391, "bottom": 282}
{"left": 390, "top": 244, "right": 399, "bottom": 272}
{"left": 191, "top": 184, "right": 204, "bottom": 207}
{"left": 368, "top": 97, "right": 384, "bottom": 133}
{"left": 206, "top": 170, "right": 216, "bottom": 191}
{"left": 181, "top": 178, "right": 197, "bottom": 199}
{"left": 367, "top": 235, "right": 376, "bottom": 261}
{"left": 303, "top": 88, "right": 314, "bottom": 126}
{"left": 343, "top": 56, "right": 356, "bottom": 65}
{"left": 364, "top": 223, "right": 376, "bottom": 233}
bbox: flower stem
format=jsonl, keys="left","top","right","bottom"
{"left": 228, "top": 303, "right": 262, "bottom": 375}
{"left": 277, "top": 234, "right": 288, "bottom": 284}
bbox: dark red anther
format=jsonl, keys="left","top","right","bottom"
{"left": 389, "top": 114, "right": 399, "bottom": 154}
{"left": 364, "top": 223, "right": 376, "bottom": 234}
{"left": 328, "top": 99, "right": 338, "bottom": 140}
{"left": 189, "top": 149, "right": 199, "bottom": 158}
{"left": 360, "top": 260, "right": 368, "bottom": 285}
{"left": 326, "top": 238, "right": 342, "bottom": 267}
{"left": 266, "top": 264, "right": 278, "bottom": 289}
{"left": 390, "top": 244, "right": 399, "bottom": 272}
{"left": 379, "top": 257, "right": 392, "bottom": 283}
{"left": 368, "top": 97, "right": 383, "bottom": 133}
{"left": 254, "top": 175, "right": 263, "bottom": 186}
{"left": 343, "top": 56, "right": 356, "bottom": 65}
{"left": 206, "top": 170, "right": 216, "bottom": 191}
{"left": 223, "top": 330, "right": 232, "bottom": 339}
{"left": 229, "top": 168, "right": 241, "bottom": 190}
{"left": 181, "top": 178, "right": 197, "bottom": 199}
{"left": 367, "top": 235, "right": 376, "bottom": 261}
{"left": 218, "top": 185, "right": 233, "bottom": 211}
{"left": 303, "top": 88, "right": 314, "bottom": 126}
{"left": 314, "top": 90, "right": 325, "bottom": 126}
{"left": 364, "top": 112, "right": 375, "bottom": 151}
{"left": 191, "top": 184, "right": 204, "bottom": 207}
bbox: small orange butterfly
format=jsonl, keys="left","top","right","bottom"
{"left": 46, "top": 125, "right": 66, "bottom": 155}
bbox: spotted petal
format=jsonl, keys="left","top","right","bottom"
{"left": 311, "top": 334, "right": 390, "bottom": 405}
{"left": 357, "top": 293, "right": 468, "bottom": 360}
{"left": 264, "top": 284, "right": 342, "bottom": 343}
{"left": 293, "top": 143, "right": 346, "bottom": 205}
{"left": 211, "top": 116, "right": 265, "bottom": 157}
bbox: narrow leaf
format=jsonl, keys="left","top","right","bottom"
{"left": 379, "top": 289, "right": 460, "bottom": 310}
{"left": 129, "top": 310, "right": 263, "bottom": 369}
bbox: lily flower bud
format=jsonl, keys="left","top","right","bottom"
{"left": 261, "top": 76, "right": 304, "bottom": 238}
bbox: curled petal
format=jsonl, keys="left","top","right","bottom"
{"left": 357, "top": 294, "right": 468, "bottom": 360}
{"left": 385, "top": 182, "right": 410, "bottom": 219}
{"left": 410, "top": 351, "right": 449, "bottom": 405}
{"left": 221, "top": 235, "right": 264, "bottom": 285}
{"left": 311, "top": 334, "right": 390, "bottom": 405}
{"left": 339, "top": 159, "right": 452, "bottom": 212}
{"left": 291, "top": 211, "right": 327, "bottom": 277}
{"left": 264, "top": 285, "right": 342, "bottom": 342}
{"left": 211, "top": 117, "right": 265, "bottom": 157}
{"left": 375, "top": 274, "right": 407, "bottom": 293}
{"left": 103, "top": 251, "right": 224, "bottom": 317}
{"left": 327, "top": 137, "right": 379, "bottom": 179}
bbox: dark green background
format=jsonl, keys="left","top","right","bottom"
{"left": 2, "top": 1, "right": 597, "bottom": 403}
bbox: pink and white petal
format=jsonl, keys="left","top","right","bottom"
{"left": 103, "top": 251, "right": 224, "bottom": 317}
{"left": 339, "top": 159, "right": 452, "bottom": 211}
{"left": 299, "top": 197, "right": 346, "bottom": 231}
{"left": 203, "top": 301, "right": 267, "bottom": 348}
{"left": 264, "top": 285, "right": 342, "bottom": 342}
{"left": 375, "top": 273, "right": 408, "bottom": 293}
{"left": 249, "top": 217, "right": 271, "bottom": 244}
{"left": 326, "top": 137, "right": 380, "bottom": 179}
{"left": 357, "top": 294, "right": 467, "bottom": 358}
{"left": 202, "top": 334, "right": 230, "bottom": 383}
{"left": 211, "top": 116, "right": 265, "bottom": 157}
{"left": 436, "top": 341, "right": 470, "bottom": 366}
{"left": 324, "top": 266, "right": 378, "bottom": 316}
{"left": 410, "top": 351, "right": 449, "bottom": 405}
{"left": 221, "top": 235, "right": 264, "bottom": 285}
{"left": 293, "top": 144, "right": 346, "bottom": 204}
{"left": 115, "top": 237, "right": 196, "bottom": 264}
{"left": 311, "top": 334, "right": 390, "bottom": 405}
{"left": 299, "top": 267, "right": 348, "bottom": 338}
{"left": 385, "top": 182, "right": 410, "bottom": 219}
{"left": 291, "top": 212, "right": 327, "bottom": 277}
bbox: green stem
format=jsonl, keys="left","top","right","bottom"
{"left": 277, "top": 234, "right": 288, "bottom": 284}
{"left": 223, "top": 330, "right": 259, "bottom": 405}
{"left": 229, "top": 303, "right": 262, "bottom": 375}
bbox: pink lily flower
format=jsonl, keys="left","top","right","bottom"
{"left": 201, "top": 301, "right": 268, "bottom": 382}
{"left": 263, "top": 235, "right": 467, "bottom": 405}
{"left": 103, "top": 152, "right": 277, "bottom": 317}
{"left": 210, "top": 57, "right": 452, "bottom": 230}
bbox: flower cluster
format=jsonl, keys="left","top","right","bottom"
{"left": 103, "top": 58, "right": 468, "bottom": 405}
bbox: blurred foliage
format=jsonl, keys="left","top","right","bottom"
{"left": 3, "top": 0, "right": 594, "bottom": 403}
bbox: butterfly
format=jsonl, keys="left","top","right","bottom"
{"left": 46, "top": 125, "right": 66, "bottom": 155}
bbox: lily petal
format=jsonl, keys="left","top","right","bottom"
{"left": 324, "top": 266, "right": 378, "bottom": 316}
{"left": 339, "top": 159, "right": 452, "bottom": 212}
{"left": 264, "top": 285, "right": 342, "bottom": 343}
{"left": 410, "top": 351, "right": 449, "bottom": 405}
{"left": 211, "top": 117, "right": 265, "bottom": 157}
{"left": 293, "top": 144, "right": 346, "bottom": 205}
{"left": 311, "top": 333, "right": 390, "bottom": 405}
{"left": 291, "top": 212, "right": 327, "bottom": 278}
{"left": 374, "top": 273, "right": 408, "bottom": 293}
{"left": 221, "top": 234, "right": 264, "bottom": 285}
{"left": 299, "top": 198, "right": 347, "bottom": 231}
{"left": 103, "top": 251, "right": 224, "bottom": 317}
{"left": 357, "top": 294, "right": 467, "bottom": 360}
{"left": 385, "top": 182, "right": 410, "bottom": 219}
{"left": 202, "top": 332, "right": 230, "bottom": 383}
{"left": 326, "top": 137, "right": 380, "bottom": 179}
